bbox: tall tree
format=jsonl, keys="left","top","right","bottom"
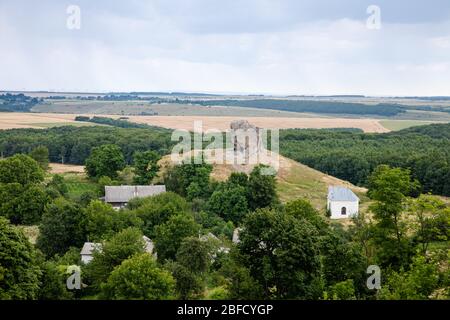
{"left": 0, "top": 154, "right": 44, "bottom": 185}
{"left": 29, "top": 146, "right": 49, "bottom": 170}
{"left": 85, "top": 144, "right": 125, "bottom": 179}
{"left": 0, "top": 217, "right": 41, "bottom": 299}
{"left": 154, "top": 214, "right": 200, "bottom": 262}
{"left": 101, "top": 253, "right": 175, "bottom": 300}
{"left": 37, "top": 198, "right": 87, "bottom": 257}
{"left": 132, "top": 150, "right": 161, "bottom": 185}
{"left": 368, "top": 165, "right": 419, "bottom": 268}
{"left": 238, "top": 208, "right": 323, "bottom": 299}
{"left": 247, "top": 165, "right": 278, "bottom": 211}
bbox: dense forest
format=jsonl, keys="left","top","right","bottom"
{"left": 74, "top": 116, "right": 161, "bottom": 129}
{"left": 0, "top": 93, "right": 41, "bottom": 112}
{"left": 172, "top": 99, "right": 407, "bottom": 116}
{"left": 0, "top": 126, "right": 174, "bottom": 165}
{"left": 279, "top": 123, "right": 450, "bottom": 196}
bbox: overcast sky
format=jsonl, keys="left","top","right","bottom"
{"left": 1, "top": 0, "right": 450, "bottom": 95}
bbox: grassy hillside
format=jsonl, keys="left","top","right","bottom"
{"left": 158, "top": 150, "right": 368, "bottom": 212}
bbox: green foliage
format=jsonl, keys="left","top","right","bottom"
{"left": 37, "top": 198, "right": 87, "bottom": 257}
{"left": 133, "top": 150, "right": 161, "bottom": 184}
{"left": 128, "top": 192, "right": 190, "bottom": 237}
{"left": 247, "top": 165, "right": 278, "bottom": 211}
{"left": 368, "top": 165, "right": 417, "bottom": 268}
{"left": 408, "top": 195, "right": 450, "bottom": 254}
{"left": 176, "top": 237, "right": 212, "bottom": 274}
{"left": 219, "top": 250, "right": 264, "bottom": 300}
{"left": 279, "top": 124, "right": 450, "bottom": 196}
{"left": 0, "top": 217, "right": 41, "bottom": 299}
{"left": 238, "top": 208, "right": 323, "bottom": 299}
{"left": 379, "top": 255, "right": 440, "bottom": 300}
{"left": 285, "top": 198, "right": 328, "bottom": 232}
{"left": 47, "top": 174, "right": 68, "bottom": 197}
{"left": 38, "top": 261, "right": 73, "bottom": 300}
{"left": 29, "top": 146, "right": 49, "bottom": 170}
{"left": 154, "top": 214, "right": 200, "bottom": 262}
{"left": 0, "top": 93, "right": 41, "bottom": 112}
{"left": 85, "top": 144, "right": 126, "bottom": 179}
{"left": 85, "top": 200, "right": 143, "bottom": 241}
{"left": 0, "top": 183, "right": 48, "bottom": 224}
{"left": 0, "top": 125, "right": 173, "bottom": 165}
{"left": 83, "top": 228, "right": 146, "bottom": 291}
{"left": 170, "top": 262, "right": 204, "bottom": 299}
{"left": 0, "top": 154, "right": 44, "bottom": 185}
{"left": 174, "top": 98, "right": 405, "bottom": 116}
{"left": 101, "top": 253, "right": 175, "bottom": 300}
{"left": 207, "top": 286, "right": 229, "bottom": 300}
{"left": 207, "top": 184, "right": 248, "bottom": 225}
{"left": 324, "top": 279, "right": 356, "bottom": 300}
{"left": 164, "top": 160, "right": 212, "bottom": 200}
{"left": 320, "top": 230, "right": 366, "bottom": 295}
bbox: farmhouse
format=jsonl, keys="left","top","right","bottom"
{"left": 327, "top": 186, "right": 359, "bottom": 219}
{"left": 104, "top": 185, "right": 166, "bottom": 209}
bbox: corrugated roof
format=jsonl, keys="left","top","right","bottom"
{"left": 328, "top": 186, "right": 359, "bottom": 202}
{"left": 105, "top": 185, "right": 166, "bottom": 203}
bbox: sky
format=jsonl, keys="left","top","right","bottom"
{"left": 1, "top": 0, "right": 450, "bottom": 96}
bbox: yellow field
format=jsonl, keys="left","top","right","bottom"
{"left": 0, "top": 112, "right": 390, "bottom": 132}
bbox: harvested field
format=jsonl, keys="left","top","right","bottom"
{"left": 49, "top": 163, "right": 85, "bottom": 174}
{"left": 1, "top": 112, "right": 393, "bottom": 132}
{"left": 125, "top": 115, "right": 390, "bottom": 133}
{"left": 0, "top": 112, "right": 84, "bottom": 129}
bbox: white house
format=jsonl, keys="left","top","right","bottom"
{"left": 104, "top": 185, "right": 166, "bottom": 209}
{"left": 327, "top": 186, "right": 359, "bottom": 219}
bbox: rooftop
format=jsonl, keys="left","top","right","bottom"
{"left": 105, "top": 185, "right": 166, "bottom": 203}
{"left": 328, "top": 186, "right": 359, "bottom": 202}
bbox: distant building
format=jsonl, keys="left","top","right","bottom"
{"left": 80, "top": 236, "right": 155, "bottom": 264}
{"left": 104, "top": 185, "right": 166, "bottom": 209}
{"left": 327, "top": 186, "right": 359, "bottom": 219}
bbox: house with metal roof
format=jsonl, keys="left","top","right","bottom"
{"left": 104, "top": 185, "right": 166, "bottom": 209}
{"left": 327, "top": 186, "right": 359, "bottom": 219}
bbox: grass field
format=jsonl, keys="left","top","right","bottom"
{"left": 61, "top": 173, "right": 99, "bottom": 200}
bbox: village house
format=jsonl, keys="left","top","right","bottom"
{"left": 104, "top": 185, "right": 166, "bottom": 209}
{"left": 327, "top": 186, "right": 359, "bottom": 219}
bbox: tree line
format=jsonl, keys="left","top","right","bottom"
{"left": 0, "top": 93, "right": 42, "bottom": 112}
{"left": 279, "top": 123, "right": 450, "bottom": 196}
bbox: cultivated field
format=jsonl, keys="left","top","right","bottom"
{"left": 49, "top": 163, "right": 85, "bottom": 174}
{"left": 123, "top": 115, "right": 390, "bottom": 133}
{"left": 2, "top": 112, "right": 449, "bottom": 133}
{"left": 0, "top": 112, "right": 390, "bottom": 132}
{"left": 0, "top": 112, "right": 88, "bottom": 129}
